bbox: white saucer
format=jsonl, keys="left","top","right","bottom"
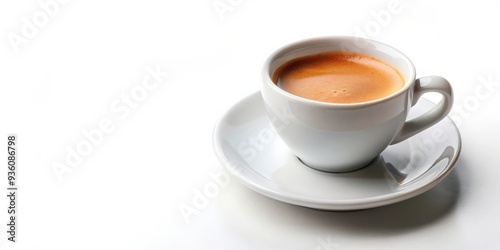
{"left": 213, "top": 92, "right": 461, "bottom": 211}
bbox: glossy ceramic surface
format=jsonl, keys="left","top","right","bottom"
{"left": 213, "top": 92, "right": 461, "bottom": 210}
{"left": 261, "top": 37, "right": 453, "bottom": 172}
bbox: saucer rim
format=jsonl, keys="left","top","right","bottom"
{"left": 212, "top": 91, "right": 462, "bottom": 210}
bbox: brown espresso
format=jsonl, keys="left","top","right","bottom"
{"left": 273, "top": 52, "right": 405, "bottom": 103}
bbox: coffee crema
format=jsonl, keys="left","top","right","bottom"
{"left": 272, "top": 51, "right": 405, "bottom": 103}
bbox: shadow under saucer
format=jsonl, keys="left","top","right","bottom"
{"left": 217, "top": 158, "right": 463, "bottom": 238}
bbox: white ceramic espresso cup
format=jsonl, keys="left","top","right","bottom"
{"left": 261, "top": 36, "right": 453, "bottom": 172}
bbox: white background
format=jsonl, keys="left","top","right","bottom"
{"left": 1, "top": 0, "right": 500, "bottom": 249}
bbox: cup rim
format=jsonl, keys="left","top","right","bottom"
{"left": 262, "top": 36, "right": 417, "bottom": 109}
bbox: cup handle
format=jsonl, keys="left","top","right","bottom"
{"left": 390, "top": 76, "right": 453, "bottom": 145}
